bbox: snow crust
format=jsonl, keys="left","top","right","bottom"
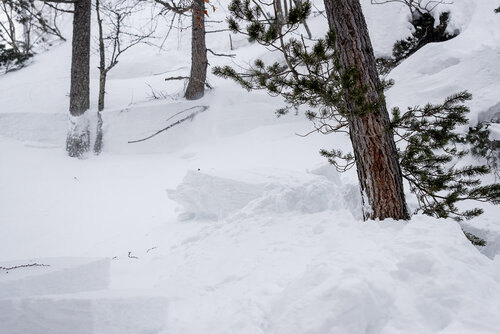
{"left": 1, "top": 0, "right": 500, "bottom": 333}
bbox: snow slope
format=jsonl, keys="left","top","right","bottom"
{"left": 1, "top": 0, "right": 500, "bottom": 333}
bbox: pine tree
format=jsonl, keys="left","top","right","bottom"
{"left": 217, "top": 0, "right": 408, "bottom": 220}
{"left": 215, "top": 0, "right": 500, "bottom": 221}
{"left": 390, "top": 91, "right": 500, "bottom": 220}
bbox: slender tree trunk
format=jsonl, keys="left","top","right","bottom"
{"left": 97, "top": 71, "right": 106, "bottom": 111}
{"left": 66, "top": 0, "right": 91, "bottom": 157}
{"left": 184, "top": 0, "right": 207, "bottom": 100}
{"left": 323, "top": 0, "right": 409, "bottom": 220}
{"left": 96, "top": 0, "right": 106, "bottom": 112}
{"left": 94, "top": 70, "right": 105, "bottom": 154}
{"left": 20, "top": 5, "right": 30, "bottom": 53}
{"left": 94, "top": 0, "right": 105, "bottom": 154}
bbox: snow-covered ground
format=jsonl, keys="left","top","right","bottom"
{"left": 1, "top": 1, "right": 500, "bottom": 333}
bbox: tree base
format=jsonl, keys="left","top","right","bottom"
{"left": 66, "top": 114, "right": 90, "bottom": 158}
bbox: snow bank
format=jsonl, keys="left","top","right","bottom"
{"left": 153, "top": 209, "right": 500, "bottom": 334}
{"left": 168, "top": 167, "right": 361, "bottom": 221}
{"left": 387, "top": 0, "right": 500, "bottom": 127}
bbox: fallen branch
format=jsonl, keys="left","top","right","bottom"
{"left": 0, "top": 263, "right": 50, "bottom": 271}
{"left": 128, "top": 105, "right": 209, "bottom": 144}
{"left": 207, "top": 49, "right": 236, "bottom": 58}
{"left": 165, "top": 76, "right": 189, "bottom": 81}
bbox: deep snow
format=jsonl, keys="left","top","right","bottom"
{"left": 1, "top": 0, "right": 500, "bottom": 333}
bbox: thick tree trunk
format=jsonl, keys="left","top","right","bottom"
{"left": 66, "top": 0, "right": 91, "bottom": 158}
{"left": 184, "top": 0, "right": 207, "bottom": 100}
{"left": 323, "top": 0, "right": 409, "bottom": 220}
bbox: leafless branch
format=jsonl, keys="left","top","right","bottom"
{"left": 128, "top": 105, "right": 209, "bottom": 143}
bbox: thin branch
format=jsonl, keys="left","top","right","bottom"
{"left": 207, "top": 48, "right": 235, "bottom": 57}
{"left": 165, "top": 75, "right": 189, "bottom": 81}
{"left": 128, "top": 106, "right": 209, "bottom": 143}
{"left": 0, "top": 263, "right": 50, "bottom": 271}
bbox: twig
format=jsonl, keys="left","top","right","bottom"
{"left": 0, "top": 263, "right": 50, "bottom": 271}
{"left": 165, "top": 75, "right": 189, "bottom": 81}
{"left": 128, "top": 105, "right": 209, "bottom": 143}
{"left": 207, "top": 48, "right": 235, "bottom": 58}
{"left": 127, "top": 251, "right": 139, "bottom": 259}
{"left": 206, "top": 28, "right": 232, "bottom": 34}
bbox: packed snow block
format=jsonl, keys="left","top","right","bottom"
{"left": 0, "top": 291, "right": 168, "bottom": 334}
{"left": 168, "top": 168, "right": 362, "bottom": 220}
{"left": 168, "top": 170, "right": 265, "bottom": 220}
{"left": 0, "top": 257, "right": 110, "bottom": 298}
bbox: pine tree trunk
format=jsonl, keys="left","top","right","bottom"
{"left": 66, "top": 0, "right": 91, "bottom": 158}
{"left": 184, "top": 0, "right": 207, "bottom": 100}
{"left": 323, "top": 0, "right": 409, "bottom": 220}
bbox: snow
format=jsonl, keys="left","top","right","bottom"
{"left": 0, "top": 257, "right": 110, "bottom": 298}
{"left": 1, "top": 0, "right": 500, "bottom": 333}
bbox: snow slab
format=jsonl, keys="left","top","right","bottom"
{"left": 0, "top": 257, "right": 110, "bottom": 298}
{"left": 0, "top": 290, "right": 168, "bottom": 334}
{"left": 167, "top": 168, "right": 361, "bottom": 221}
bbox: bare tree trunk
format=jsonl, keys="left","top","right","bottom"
{"left": 20, "top": 5, "right": 31, "bottom": 53}
{"left": 94, "top": 0, "right": 105, "bottom": 154}
{"left": 96, "top": 0, "right": 106, "bottom": 112}
{"left": 66, "top": 0, "right": 91, "bottom": 158}
{"left": 94, "top": 69, "right": 105, "bottom": 154}
{"left": 184, "top": 0, "right": 207, "bottom": 100}
{"left": 323, "top": 0, "right": 409, "bottom": 220}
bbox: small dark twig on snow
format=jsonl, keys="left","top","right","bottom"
{"left": 128, "top": 105, "right": 209, "bottom": 144}
{"left": 0, "top": 263, "right": 50, "bottom": 272}
{"left": 128, "top": 251, "right": 139, "bottom": 259}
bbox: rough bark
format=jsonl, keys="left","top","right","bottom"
{"left": 184, "top": 0, "right": 207, "bottom": 100}
{"left": 66, "top": 0, "right": 91, "bottom": 158}
{"left": 323, "top": 0, "right": 409, "bottom": 220}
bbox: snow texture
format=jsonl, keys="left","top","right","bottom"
{"left": 1, "top": 0, "right": 500, "bottom": 333}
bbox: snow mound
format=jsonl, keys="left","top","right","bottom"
{"left": 168, "top": 168, "right": 361, "bottom": 221}
{"left": 154, "top": 211, "right": 500, "bottom": 334}
{"left": 167, "top": 170, "right": 265, "bottom": 220}
{"left": 0, "top": 257, "right": 110, "bottom": 299}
